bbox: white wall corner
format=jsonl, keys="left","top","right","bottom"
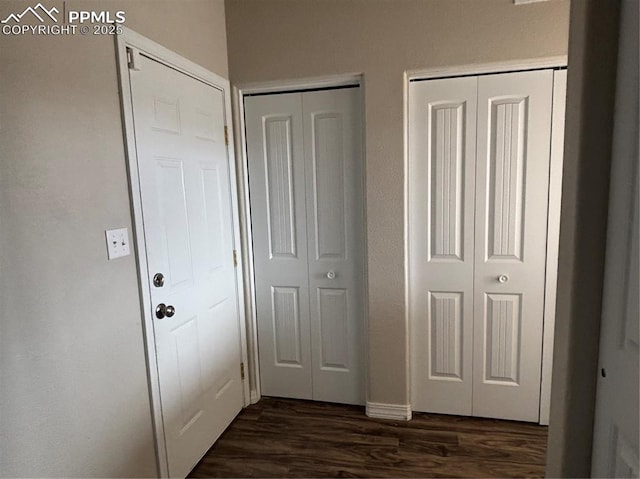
{"left": 366, "top": 402, "right": 412, "bottom": 421}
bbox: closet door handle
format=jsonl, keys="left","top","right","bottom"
{"left": 498, "top": 274, "right": 509, "bottom": 284}
{"left": 326, "top": 270, "right": 336, "bottom": 280}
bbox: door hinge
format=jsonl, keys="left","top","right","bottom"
{"left": 126, "top": 47, "right": 142, "bottom": 71}
{"left": 240, "top": 362, "right": 245, "bottom": 380}
{"left": 233, "top": 249, "right": 238, "bottom": 267}
{"left": 224, "top": 126, "right": 229, "bottom": 146}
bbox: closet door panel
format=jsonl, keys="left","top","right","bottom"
{"left": 409, "top": 77, "right": 477, "bottom": 415}
{"left": 303, "top": 88, "right": 365, "bottom": 405}
{"left": 473, "top": 70, "right": 553, "bottom": 422}
{"left": 245, "top": 93, "right": 313, "bottom": 399}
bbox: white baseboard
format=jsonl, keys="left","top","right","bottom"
{"left": 250, "top": 390, "right": 260, "bottom": 404}
{"left": 366, "top": 401, "right": 412, "bottom": 421}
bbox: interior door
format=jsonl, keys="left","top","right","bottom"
{"left": 244, "top": 92, "right": 313, "bottom": 399}
{"left": 473, "top": 70, "right": 553, "bottom": 421}
{"left": 129, "top": 54, "right": 243, "bottom": 477}
{"left": 409, "top": 77, "right": 477, "bottom": 415}
{"left": 303, "top": 88, "right": 365, "bottom": 405}
{"left": 591, "top": 0, "right": 639, "bottom": 474}
{"left": 245, "top": 87, "right": 365, "bottom": 405}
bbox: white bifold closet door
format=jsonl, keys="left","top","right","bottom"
{"left": 473, "top": 71, "right": 553, "bottom": 421}
{"left": 408, "top": 76, "right": 478, "bottom": 416}
{"left": 410, "top": 69, "right": 554, "bottom": 422}
{"left": 245, "top": 87, "right": 365, "bottom": 405}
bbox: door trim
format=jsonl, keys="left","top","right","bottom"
{"left": 405, "top": 56, "right": 567, "bottom": 424}
{"left": 232, "top": 74, "right": 368, "bottom": 404}
{"left": 539, "top": 70, "right": 567, "bottom": 425}
{"left": 114, "top": 27, "right": 250, "bottom": 477}
{"left": 406, "top": 56, "right": 568, "bottom": 82}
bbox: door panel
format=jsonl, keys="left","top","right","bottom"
{"left": 246, "top": 87, "right": 364, "bottom": 405}
{"left": 155, "top": 159, "right": 194, "bottom": 289}
{"left": 318, "top": 288, "right": 349, "bottom": 369}
{"left": 473, "top": 70, "right": 553, "bottom": 421}
{"left": 594, "top": 159, "right": 639, "bottom": 478}
{"left": 245, "top": 93, "right": 313, "bottom": 399}
{"left": 130, "top": 55, "right": 243, "bottom": 477}
{"left": 430, "top": 102, "right": 466, "bottom": 261}
{"left": 484, "top": 293, "right": 521, "bottom": 384}
{"left": 429, "top": 292, "right": 463, "bottom": 380}
{"left": 592, "top": 0, "right": 639, "bottom": 473}
{"left": 485, "top": 98, "right": 526, "bottom": 260}
{"left": 272, "top": 286, "right": 304, "bottom": 366}
{"left": 303, "top": 88, "right": 365, "bottom": 405}
{"left": 311, "top": 113, "right": 347, "bottom": 259}
{"left": 410, "top": 77, "right": 477, "bottom": 415}
{"left": 264, "top": 116, "right": 299, "bottom": 258}
{"left": 201, "top": 165, "right": 227, "bottom": 271}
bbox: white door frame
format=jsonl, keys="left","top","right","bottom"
{"left": 405, "top": 55, "right": 567, "bottom": 425}
{"left": 114, "top": 27, "right": 250, "bottom": 477}
{"left": 232, "top": 74, "right": 368, "bottom": 404}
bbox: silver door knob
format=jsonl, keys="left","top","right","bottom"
{"left": 155, "top": 303, "right": 176, "bottom": 319}
{"left": 153, "top": 273, "right": 165, "bottom": 287}
{"left": 498, "top": 274, "right": 509, "bottom": 284}
{"left": 327, "top": 270, "right": 336, "bottom": 279}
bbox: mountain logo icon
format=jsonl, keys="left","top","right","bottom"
{"left": 1, "top": 3, "right": 59, "bottom": 23}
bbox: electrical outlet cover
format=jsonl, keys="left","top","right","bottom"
{"left": 105, "top": 228, "right": 131, "bottom": 260}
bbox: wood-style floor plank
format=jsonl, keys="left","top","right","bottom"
{"left": 189, "top": 397, "right": 547, "bottom": 478}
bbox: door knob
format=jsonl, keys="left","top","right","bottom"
{"left": 153, "top": 273, "right": 165, "bottom": 287}
{"left": 498, "top": 274, "right": 509, "bottom": 284}
{"left": 326, "top": 270, "right": 336, "bottom": 279}
{"left": 155, "top": 303, "right": 176, "bottom": 319}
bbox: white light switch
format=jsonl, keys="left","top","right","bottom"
{"left": 105, "top": 228, "right": 131, "bottom": 260}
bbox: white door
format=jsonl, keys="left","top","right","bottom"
{"left": 409, "top": 69, "right": 554, "bottom": 422}
{"left": 130, "top": 54, "right": 243, "bottom": 477}
{"left": 244, "top": 92, "right": 313, "bottom": 399}
{"left": 591, "top": 0, "right": 639, "bottom": 474}
{"left": 303, "top": 89, "right": 365, "bottom": 404}
{"left": 473, "top": 70, "right": 553, "bottom": 422}
{"left": 245, "top": 87, "right": 365, "bottom": 405}
{"left": 409, "top": 77, "right": 478, "bottom": 416}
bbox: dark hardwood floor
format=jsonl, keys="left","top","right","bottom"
{"left": 189, "top": 397, "right": 548, "bottom": 478}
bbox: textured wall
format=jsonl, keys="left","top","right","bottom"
{"left": 225, "top": 0, "right": 570, "bottom": 406}
{"left": 0, "top": 1, "right": 228, "bottom": 476}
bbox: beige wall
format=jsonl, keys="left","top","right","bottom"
{"left": 0, "top": 1, "right": 228, "bottom": 476}
{"left": 225, "top": 0, "right": 570, "bottom": 406}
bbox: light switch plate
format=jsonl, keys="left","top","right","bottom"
{"left": 105, "top": 228, "right": 131, "bottom": 260}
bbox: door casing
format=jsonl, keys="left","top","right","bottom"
{"left": 405, "top": 56, "right": 567, "bottom": 425}
{"left": 115, "top": 27, "right": 250, "bottom": 478}
{"left": 232, "top": 74, "right": 368, "bottom": 405}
